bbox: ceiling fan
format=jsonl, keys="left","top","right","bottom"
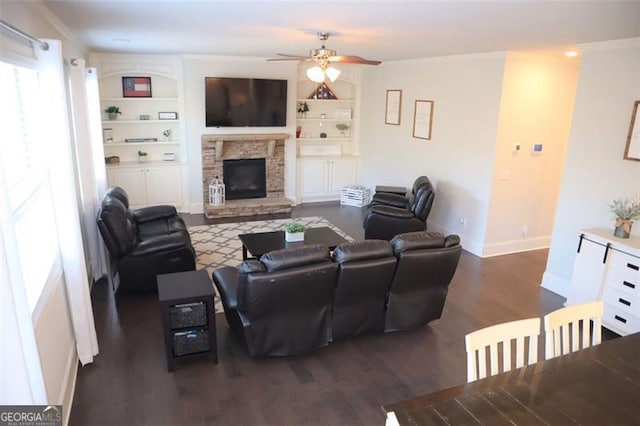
{"left": 267, "top": 32, "right": 382, "bottom": 83}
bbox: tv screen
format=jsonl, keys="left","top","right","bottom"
{"left": 205, "top": 77, "right": 287, "bottom": 127}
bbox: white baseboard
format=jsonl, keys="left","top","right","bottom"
{"left": 191, "top": 202, "right": 204, "bottom": 214}
{"left": 482, "top": 235, "right": 550, "bottom": 257}
{"left": 60, "top": 350, "right": 78, "bottom": 426}
{"left": 541, "top": 270, "right": 569, "bottom": 299}
{"left": 428, "top": 221, "right": 483, "bottom": 257}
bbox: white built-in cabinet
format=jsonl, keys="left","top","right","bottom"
{"left": 90, "top": 53, "right": 187, "bottom": 211}
{"left": 107, "top": 165, "right": 182, "bottom": 209}
{"left": 298, "top": 158, "right": 357, "bottom": 202}
{"left": 296, "top": 67, "right": 360, "bottom": 203}
{"left": 566, "top": 228, "right": 640, "bottom": 336}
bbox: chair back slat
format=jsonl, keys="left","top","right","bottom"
{"left": 465, "top": 318, "right": 540, "bottom": 382}
{"left": 544, "top": 301, "right": 603, "bottom": 359}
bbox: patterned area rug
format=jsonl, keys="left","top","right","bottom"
{"left": 188, "top": 216, "right": 353, "bottom": 312}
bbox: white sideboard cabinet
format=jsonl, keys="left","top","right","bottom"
{"left": 566, "top": 228, "right": 640, "bottom": 336}
{"left": 107, "top": 164, "right": 182, "bottom": 209}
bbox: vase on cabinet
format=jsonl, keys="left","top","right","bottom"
{"left": 614, "top": 218, "right": 633, "bottom": 238}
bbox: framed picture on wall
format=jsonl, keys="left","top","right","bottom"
{"left": 412, "top": 100, "right": 434, "bottom": 140}
{"left": 122, "top": 76, "right": 152, "bottom": 97}
{"left": 623, "top": 100, "right": 640, "bottom": 161}
{"left": 385, "top": 90, "right": 402, "bottom": 125}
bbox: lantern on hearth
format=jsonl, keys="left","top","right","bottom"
{"left": 209, "top": 176, "right": 225, "bottom": 206}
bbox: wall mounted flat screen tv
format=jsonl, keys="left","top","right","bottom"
{"left": 205, "top": 77, "right": 287, "bottom": 127}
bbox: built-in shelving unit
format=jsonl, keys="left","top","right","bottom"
{"left": 90, "top": 53, "right": 188, "bottom": 210}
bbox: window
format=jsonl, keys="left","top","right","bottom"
{"left": 0, "top": 61, "right": 61, "bottom": 312}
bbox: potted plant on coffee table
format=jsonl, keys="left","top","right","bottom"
{"left": 284, "top": 222, "right": 305, "bottom": 242}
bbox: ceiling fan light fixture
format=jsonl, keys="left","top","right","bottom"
{"left": 306, "top": 66, "right": 325, "bottom": 83}
{"left": 325, "top": 66, "right": 341, "bottom": 82}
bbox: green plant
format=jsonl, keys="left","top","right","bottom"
{"left": 297, "top": 102, "right": 309, "bottom": 114}
{"left": 335, "top": 123, "right": 350, "bottom": 132}
{"left": 105, "top": 106, "right": 121, "bottom": 114}
{"left": 609, "top": 197, "right": 640, "bottom": 220}
{"left": 137, "top": 150, "right": 147, "bottom": 156}
{"left": 284, "top": 222, "right": 305, "bottom": 233}
{"left": 162, "top": 129, "right": 172, "bottom": 138}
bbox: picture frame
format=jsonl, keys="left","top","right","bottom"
{"left": 102, "top": 128, "right": 113, "bottom": 143}
{"left": 122, "top": 76, "right": 152, "bottom": 97}
{"left": 334, "top": 108, "right": 352, "bottom": 119}
{"left": 412, "top": 100, "right": 434, "bottom": 140}
{"left": 623, "top": 100, "right": 640, "bottom": 161}
{"left": 158, "top": 111, "right": 178, "bottom": 120}
{"left": 385, "top": 90, "right": 402, "bottom": 125}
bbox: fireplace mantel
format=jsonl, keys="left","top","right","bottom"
{"left": 202, "top": 133, "right": 290, "bottom": 160}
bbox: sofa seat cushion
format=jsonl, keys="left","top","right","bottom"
{"left": 137, "top": 216, "right": 188, "bottom": 238}
{"left": 132, "top": 205, "right": 178, "bottom": 223}
{"left": 129, "top": 231, "right": 192, "bottom": 257}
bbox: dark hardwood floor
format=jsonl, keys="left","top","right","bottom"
{"left": 71, "top": 202, "right": 576, "bottom": 425}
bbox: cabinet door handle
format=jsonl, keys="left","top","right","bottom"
{"left": 623, "top": 281, "right": 636, "bottom": 289}
{"left": 577, "top": 233, "right": 584, "bottom": 253}
{"left": 614, "top": 315, "right": 627, "bottom": 324}
{"left": 627, "top": 262, "right": 639, "bottom": 271}
{"left": 602, "top": 243, "right": 611, "bottom": 264}
{"left": 618, "top": 298, "right": 631, "bottom": 306}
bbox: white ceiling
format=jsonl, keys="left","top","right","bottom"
{"left": 40, "top": 0, "right": 640, "bottom": 62}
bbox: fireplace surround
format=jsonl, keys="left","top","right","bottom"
{"left": 201, "top": 133, "right": 291, "bottom": 218}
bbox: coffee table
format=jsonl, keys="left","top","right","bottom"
{"left": 238, "top": 226, "right": 348, "bottom": 260}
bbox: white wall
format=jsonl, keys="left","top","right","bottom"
{"left": 542, "top": 38, "right": 640, "bottom": 297}
{"left": 182, "top": 56, "right": 298, "bottom": 212}
{"left": 484, "top": 52, "right": 580, "bottom": 256}
{"left": 359, "top": 53, "right": 507, "bottom": 255}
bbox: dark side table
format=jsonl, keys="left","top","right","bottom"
{"left": 157, "top": 270, "right": 218, "bottom": 372}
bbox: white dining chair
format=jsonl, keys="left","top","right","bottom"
{"left": 465, "top": 317, "right": 540, "bottom": 382}
{"left": 543, "top": 300, "right": 603, "bottom": 360}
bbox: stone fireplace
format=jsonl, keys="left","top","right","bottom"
{"left": 201, "top": 133, "right": 291, "bottom": 218}
{"left": 223, "top": 158, "right": 267, "bottom": 200}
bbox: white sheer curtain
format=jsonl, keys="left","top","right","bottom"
{"left": 66, "top": 58, "right": 109, "bottom": 283}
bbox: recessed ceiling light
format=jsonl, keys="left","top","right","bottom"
{"left": 564, "top": 50, "right": 579, "bottom": 58}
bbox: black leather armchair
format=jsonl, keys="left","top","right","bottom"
{"left": 331, "top": 240, "right": 397, "bottom": 340}
{"left": 213, "top": 245, "right": 337, "bottom": 358}
{"left": 363, "top": 176, "right": 435, "bottom": 241}
{"left": 97, "top": 186, "right": 196, "bottom": 292}
{"left": 384, "top": 231, "right": 462, "bottom": 332}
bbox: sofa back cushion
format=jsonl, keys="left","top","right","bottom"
{"left": 260, "top": 244, "right": 330, "bottom": 272}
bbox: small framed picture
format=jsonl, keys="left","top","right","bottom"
{"left": 122, "top": 76, "right": 151, "bottom": 97}
{"left": 102, "top": 128, "right": 113, "bottom": 143}
{"left": 385, "top": 90, "right": 402, "bottom": 125}
{"left": 158, "top": 112, "right": 178, "bottom": 120}
{"left": 412, "top": 100, "right": 434, "bottom": 140}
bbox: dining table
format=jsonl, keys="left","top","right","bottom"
{"left": 382, "top": 332, "right": 640, "bottom": 425}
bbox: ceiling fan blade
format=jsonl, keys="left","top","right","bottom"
{"left": 329, "top": 55, "right": 382, "bottom": 65}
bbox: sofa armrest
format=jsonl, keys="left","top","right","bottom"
{"left": 371, "top": 192, "right": 410, "bottom": 209}
{"left": 132, "top": 205, "right": 178, "bottom": 223}
{"left": 212, "top": 266, "right": 240, "bottom": 311}
{"left": 129, "top": 232, "right": 191, "bottom": 257}
{"left": 368, "top": 205, "right": 415, "bottom": 219}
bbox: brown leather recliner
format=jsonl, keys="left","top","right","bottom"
{"left": 331, "top": 240, "right": 397, "bottom": 340}
{"left": 213, "top": 244, "right": 337, "bottom": 357}
{"left": 384, "top": 231, "right": 462, "bottom": 332}
{"left": 97, "top": 186, "right": 195, "bottom": 293}
{"left": 363, "top": 176, "right": 435, "bottom": 241}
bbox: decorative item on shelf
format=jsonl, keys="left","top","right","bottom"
{"left": 162, "top": 129, "right": 172, "bottom": 141}
{"left": 609, "top": 197, "right": 640, "bottom": 238}
{"left": 284, "top": 222, "right": 305, "bottom": 242}
{"left": 296, "top": 126, "right": 302, "bottom": 138}
{"left": 102, "top": 128, "right": 113, "bottom": 143}
{"left": 139, "top": 114, "right": 150, "bottom": 120}
{"left": 209, "top": 176, "right": 225, "bottom": 206}
{"left": 163, "top": 152, "right": 176, "bottom": 162}
{"left": 336, "top": 123, "right": 350, "bottom": 137}
{"left": 158, "top": 111, "right": 178, "bottom": 120}
{"left": 104, "top": 156, "right": 120, "bottom": 164}
{"left": 320, "top": 113, "right": 327, "bottom": 119}
{"left": 137, "top": 150, "right": 148, "bottom": 163}
{"left": 320, "top": 132, "right": 327, "bottom": 138}
{"left": 308, "top": 82, "right": 337, "bottom": 100}
{"left": 297, "top": 101, "right": 309, "bottom": 118}
{"left": 105, "top": 106, "right": 121, "bottom": 120}
{"left": 125, "top": 138, "right": 158, "bottom": 143}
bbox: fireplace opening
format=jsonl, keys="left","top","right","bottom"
{"left": 223, "top": 158, "right": 267, "bottom": 200}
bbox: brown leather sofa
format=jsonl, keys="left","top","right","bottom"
{"left": 97, "top": 186, "right": 196, "bottom": 293}
{"left": 212, "top": 231, "right": 462, "bottom": 358}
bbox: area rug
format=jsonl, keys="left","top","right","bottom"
{"left": 188, "top": 216, "right": 354, "bottom": 312}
